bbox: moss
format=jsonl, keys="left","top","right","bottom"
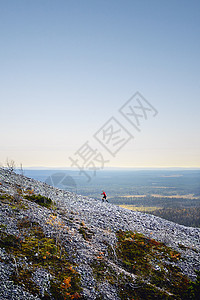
{"left": 116, "top": 230, "right": 190, "bottom": 299}
{"left": 50, "top": 264, "right": 82, "bottom": 299}
{"left": 11, "top": 268, "right": 42, "bottom": 298}
{"left": 0, "top": 193, "right": 14, "bottom": 203}
{"left": 91, "top": 259, "right": 118, "bottom": 285}
{"left": 118, "top": 278, "right": 173, "bottom": 300}
{"left": 78, "top": 226, "right": 94, "bottom": 241}
{"left": 91, "top": 255, "right": 173, "bottom": 300}
{"left": 183, "top": 270, "right": 200, "bottom": 300}
{"left": 90, "top": 230, "right": 188, "bottom": 299}
{"left": 0, "top": 231, "right": 21, "bottom": 251}
{"left": 1, "top": 221, "right": 83, "bottom": 299}
{"left": 17, "top": 217, "right": 32, "bottom": 229}
{"left": 0, "top": 192, "right": 28, "bottom": 210}
{"left": 0, "top": 194, "right": 9, "bottom": 200}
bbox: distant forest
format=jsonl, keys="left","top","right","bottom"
{"left": 149, "top": 207, "right": 200, "bottom": 228}
{"left": 110, "top": 196, "right": 200, "bottom": 208}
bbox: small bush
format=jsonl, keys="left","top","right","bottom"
{"left": 24, "top": 194, "right": 52, "bottom": 208}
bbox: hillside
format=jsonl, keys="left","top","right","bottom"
{"left": 0, "top": 168, "right": 200, "bottom": 299}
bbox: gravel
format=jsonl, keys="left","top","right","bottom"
{"left": 0, "top": 168, "right": 200, "bottom": 299}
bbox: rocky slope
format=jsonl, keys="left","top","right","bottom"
{"left": 0, "top": 168, "right": 200, "bottom": 299}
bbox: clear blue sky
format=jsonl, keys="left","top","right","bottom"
{"left": 0, "top": 0, "right": 200, "bottom": 168}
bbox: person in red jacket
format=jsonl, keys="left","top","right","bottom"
{"left": 101, "top": 191, "right": 108, "bottom": 202}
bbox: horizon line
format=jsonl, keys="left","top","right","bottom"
{"left": 16, "top": 166, "right": 200, "bottom": 171}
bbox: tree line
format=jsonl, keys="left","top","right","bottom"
{"left": 149, "top": 207, "right": 200, "bottom": 228}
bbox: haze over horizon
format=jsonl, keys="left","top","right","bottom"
{"left": 1, "top": 1, "right": 200, "bottom": 169}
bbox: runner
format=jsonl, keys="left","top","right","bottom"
{"left": 101, "top": 190, "right": 108, "bottom": 202}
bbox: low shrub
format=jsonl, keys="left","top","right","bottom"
{"left": 24, "top": 194, "right": 52, "bottom": 208}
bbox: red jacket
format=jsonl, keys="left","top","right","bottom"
{"left": 101, "top": 192, "right": 106, "bottom": 197}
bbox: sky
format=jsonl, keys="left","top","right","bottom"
{"left": 0, "top": 0, "right": 200, "bottom": 170}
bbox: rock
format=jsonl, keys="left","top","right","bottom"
{"left": 0, "top": 167, "right": 200, "bottom": 299}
